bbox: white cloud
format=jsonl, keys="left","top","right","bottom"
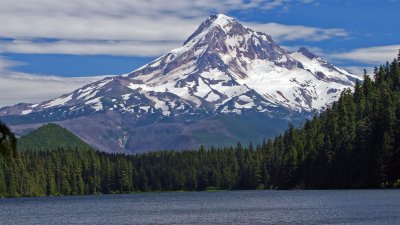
{"left": 0, "top": 21, "right": 349, "bottom": 56}
{"left": 0, "top": 40, "right": 180, "bottom": 57}
{"left": 262, "top": 0, "right": 287, "bottom": 9}
{"left": 0, "top": 56, "right": 22, "bottom": 71}
{"left": 0, "top": 0, "right": 282, "bottom": 41}
{"left": 0, "top": 0, "right": 348, "bottom": 56}
{"left": 247, "top": 23, "right": 348, "bottom": 42}
{"left": 331, "top": 45, "right": 400, "bottom": 64}
{"left": 0, "top": 57, "right": 106, "bottom": 107}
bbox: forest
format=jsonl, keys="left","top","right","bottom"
{"left": 0, "top": 54, "right": 400, "bottom": 197}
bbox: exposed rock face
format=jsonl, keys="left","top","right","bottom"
{"left": 0, "top": 14, "right": 361, "bottom": 153}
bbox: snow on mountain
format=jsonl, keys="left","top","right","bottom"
{"left": 0, "top": 14, "right": 361, "bottom": 152}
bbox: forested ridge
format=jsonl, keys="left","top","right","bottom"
{"left": 17, "top": 123, "right": 93, "bottom": 151}
{"left": 1, "top": 54, "right": 400, "bottom": 197}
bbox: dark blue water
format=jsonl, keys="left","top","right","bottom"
{"left": 0, "top": 190, "right": 399, "bottom": 225}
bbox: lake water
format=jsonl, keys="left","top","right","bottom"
{"left": 0, "top": 190, "right": 399, "bottom": 224}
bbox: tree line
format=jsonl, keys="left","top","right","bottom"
{"left": 1, "top": 53, "right": 400, "bottom": 197}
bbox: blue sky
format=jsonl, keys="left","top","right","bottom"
{"left": 0, "top": 0, "right": 399, "bottom": 106}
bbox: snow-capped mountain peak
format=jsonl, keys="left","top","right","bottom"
{"left": 1, "top": 14, "right": 360, "bottom": 120}
{"left": 184, "top": 14, "right": 242, "bottom": 45}
{"left": 0, "top": 14, "right": 363, "bottom": 153}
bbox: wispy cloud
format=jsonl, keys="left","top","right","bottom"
{"left": 0, "top": 0, "right": 349, "bottom": 57}
{"left": 0, "top": 40, "right": 181, "bottom": 57}
{"left": 248, "top": 23, "right": 348, "bottom": 42}
{"left": 0, "top": 0, "right": 282, "bottom": 41}
{"left": 331, "top": 45, "right": 400, "bottom": 64}
{"left": 0, "top": 57, "right": 106, "bottom": 107}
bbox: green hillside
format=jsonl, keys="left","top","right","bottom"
{"left": 1, "top": 54, "right": 400, "bottom": 197}
{"left": 17, "top": 123, "right": 93, "bottom": 151}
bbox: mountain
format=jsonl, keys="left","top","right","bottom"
{"left": 17, "top": 123, "right": 93, "bottom": 151}
{"left": 0, "top": 14, "right": 360, "bottom": 153}
{"left": 1, "top": 57, "right": 399, "bottom": 198}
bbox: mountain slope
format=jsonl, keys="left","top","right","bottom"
{"left": 0, "top": 14, "right": 360, "bottom": 152}
{"left": 17, "top": 123, "right": 93, "bottom": 151}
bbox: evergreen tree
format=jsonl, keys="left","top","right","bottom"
{"left": 0, "top": 121, "right": 16, "bottom": 157}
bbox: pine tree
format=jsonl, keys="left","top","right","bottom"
{"left": 0, "top": 121, "right": 16, "bottom": 157}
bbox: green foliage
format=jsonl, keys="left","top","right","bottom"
{"left": 17, "top": 123, "right": 93, "bottom": 151}
{"left": 1, "top": 54, "right": 400, "bottom": 197}
{"left": 0, "top": 121, "right": 16, "bottom": 157}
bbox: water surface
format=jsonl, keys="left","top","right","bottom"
{"left": 0, "top": 190, "right": 399, "bottom": 224}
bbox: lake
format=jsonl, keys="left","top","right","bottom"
{"left": 0, "top": 190, "right": 399, "bottom": 224}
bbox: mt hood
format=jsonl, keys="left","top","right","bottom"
{"left": 0, "top": 14, "right": 360, "bottom": 152}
